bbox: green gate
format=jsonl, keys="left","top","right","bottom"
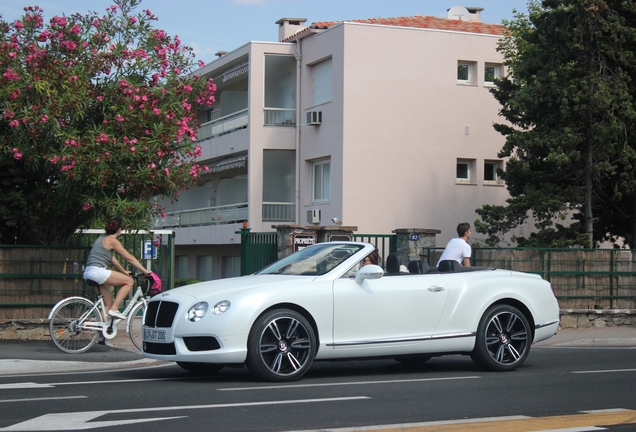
{"left": 237, "top": 229, "right": 397, "bottom": 276}
{"left": 238, "top": 228, "right": 278, "bottom": 276}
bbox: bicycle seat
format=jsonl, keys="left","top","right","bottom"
{"left": 86, "top": 279, "right": 100, "bottom": 287}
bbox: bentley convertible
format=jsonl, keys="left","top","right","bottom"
{"left": 142, "top": 242, "right": 559, "bottom": 382}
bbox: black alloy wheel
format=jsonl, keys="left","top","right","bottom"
{"left": 471, "top": 304, "right": 531, "bottom": 371}
{"left": 245, "top": 308, "right": 316, "bottom": 382}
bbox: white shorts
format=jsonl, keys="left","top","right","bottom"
{"left": 83, "top": 266, "right": 112, "bottom": 285}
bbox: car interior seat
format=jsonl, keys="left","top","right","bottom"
{"left": 407, "top": 260, "right": 431, "bottom": 274}
{"left": 385, "top": 253, "right": 407, "bottom": 274}
{"left": 438, "top": 260, "right": 461, "bottom": 272}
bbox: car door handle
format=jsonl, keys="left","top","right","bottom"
{"left": 427, "top": 286, "right": 445, "bottom": 292}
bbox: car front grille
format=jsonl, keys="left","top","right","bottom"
{"left": 184, "top": 336, "right": 221, "bottom": 352}
{"left": 144, "top": 300, "right": 179, "bottom": 328}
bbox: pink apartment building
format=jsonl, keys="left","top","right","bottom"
{"left": 156, "top": 7, "right": 521, "bottom": 280}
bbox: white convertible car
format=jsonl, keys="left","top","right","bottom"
{"left": 142, "top": 242, "right": 559, "bottom": 382}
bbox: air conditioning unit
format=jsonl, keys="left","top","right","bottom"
{"left": 306, "top": 111, "right": 322, "bottom": 125}
{"left": 307, "top": 209, "right": 321, "bottom": 224}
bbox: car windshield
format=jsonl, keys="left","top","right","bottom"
{"left": 257, "top": 243, "right": 364, "bottom": 276}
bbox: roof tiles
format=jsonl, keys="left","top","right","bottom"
{"left": 285, "top": 14, "right": 505, "bottom": 40}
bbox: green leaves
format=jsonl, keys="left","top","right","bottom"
{"left": 477, "top": 0, "right": 636, "bottom": 248}
{"left": 0, "top": 0, "right": 215, "bottom": 244}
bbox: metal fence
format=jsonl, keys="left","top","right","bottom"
{"left": 0, "top": 230, "right": 174, "bottom": 319}
{"left": 421, "top": 247, "right": 636, "bottom": 310}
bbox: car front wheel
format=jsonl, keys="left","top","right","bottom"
{"left": 470, "top": 304, "right": 531, "bottom": 371}
{"left": 245, "top": 309, "right": 316, "bottom": 382}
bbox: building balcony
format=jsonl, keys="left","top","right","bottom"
{"left": 152, "top": 202, "right": 295, "bottom": 229}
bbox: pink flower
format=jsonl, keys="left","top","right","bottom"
{"left": 82, "top": 203, "right": 92, "bottom": 211}
{"left": 3, "top": 68, "right": 20, "bottom": 81}
{"left": 153, "top": 107, "right": 161, "bottom": 115}
{"left": 164, "top": 168, "right": 170, "bottom": 176}
{"left": 130, "top": 147, "right": 136, "bottom": 153}
{"left": 9, "top": 120, "right": 19, "bottom": 127}
{"left": 13, "top": 152, "right": 23, "bottom": 161}
{"left": 115, "top": 114, "right": 125, "bottom": 122}
{"left": 97, "top": 95, "right": 103, "bottom": 101}
{"left": 161, "top": 212, "right": 167, "bottom": 218}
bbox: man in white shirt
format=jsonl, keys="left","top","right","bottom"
{"left": 437, "top": 222, "right": 472, "bottom": 266}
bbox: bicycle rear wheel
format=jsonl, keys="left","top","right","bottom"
{"left": 49, "top": 297, "right": 101, "bottom": 353}
{"left": 127, "top": 301, "right": 145, "bottom": 351}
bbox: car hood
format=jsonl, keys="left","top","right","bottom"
{"left": 163, "top": 274, "right": 313, "bottom": 301}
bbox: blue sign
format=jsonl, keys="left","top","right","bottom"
{"left": 143, "top": 240, "right": 157, "bottom": 260}
{"left": 409, "top": 233, "right": 420, "bottom": 241}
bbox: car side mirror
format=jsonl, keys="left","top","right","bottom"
{"left": 355, "top": 264, "right": 384, "bottom": 284}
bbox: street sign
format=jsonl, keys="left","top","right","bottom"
{"left": 142, "top": 240, "right": 157, "bottom": 260}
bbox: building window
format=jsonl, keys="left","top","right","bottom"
{"left": 457, "top": 159, "right": 475, "bottom": 183}
{"left": 312, "top": 159, "right": 331, "bottom": 203}
{"left": 484, "top": 63, "right": 502, "bottom": 86}
{"left": 457, "top": 61, "right": 475, "bottom": 85}
{"left": 264, "top": 54, "right": 296, "bottom": 126}
{"left": 484, "top": 160, "right": 503, "bottom": 184}
{"left": 197, "top": 256, "right": 213, "bottom": 280}
{"left": 312, "top": 58, "right": 332, "bottom": 106}
{"left": 175, "top": 255, "right": 188, "bottom": 279}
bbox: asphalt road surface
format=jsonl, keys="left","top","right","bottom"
{"left": 0, "top": 327, "right": 635, "bottom": 431}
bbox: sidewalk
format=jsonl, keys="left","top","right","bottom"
{"left": 0, "top": 321, "right": 163, "bottom": 375}
{"left": 1, "top": 326, "right": 635, "bottom": 376}
{"left": 534, "top": 325, "right": 636, "bottom": 347}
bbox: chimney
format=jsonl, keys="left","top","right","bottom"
{"left": 466, "top": 7, "right": 484, "bottom": 22}
{"left": 275, "top": 18, "right": 307, "bottom": 41}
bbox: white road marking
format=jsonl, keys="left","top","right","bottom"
{"left": 0, "top": 396, "right": 86, "bottom": 404}
{"left": 219, "top": 375, "right": 481, "bottom": 391}
{"left": 573, "top": 368, "right": 636, "bottom": 374}
{"left": 0, "top": 396, "right": 370, "bottom": 431}
{"left": 0, "top": 383, "right": 54, "bottom": 390}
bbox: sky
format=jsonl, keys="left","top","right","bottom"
{"left": 1, "top": 0, "right": 530, "bottom": 64}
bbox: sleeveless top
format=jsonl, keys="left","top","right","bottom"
{"left": 86, "top": 235, "right": 113, "bottom": 268}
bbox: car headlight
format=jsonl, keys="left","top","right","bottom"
{"left": 187, "top": 302, "right": 208, "bottom": 322}
{"left": 212, "top": 300, "right": 231, "bottom": 315}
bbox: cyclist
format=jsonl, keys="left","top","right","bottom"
{"left": 83, "top": 217, "right": 152, "bottom": 320}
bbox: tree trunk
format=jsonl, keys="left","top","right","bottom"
{"left": 583, "top": 138, "right": 594, "bottom": 248}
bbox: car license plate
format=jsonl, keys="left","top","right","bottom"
{"left": 143, "top": 328, "right": 166, "bottom": 342}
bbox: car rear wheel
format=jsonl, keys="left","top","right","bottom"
{"left": 176, "top": 362, "right": 224, "bottom": 375}
{"left": 471, "top": 304, "right": 531, "bottom": 371}
{"left": 245, "top": 308, "right": 316, "bottom": 382}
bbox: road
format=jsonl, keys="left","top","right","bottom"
{"left": 0, "top": 327, "right": 635, "bottom": 431}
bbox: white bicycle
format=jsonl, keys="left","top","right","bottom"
{"left": 48, "top": 273, "right": 152, "bottom": 353}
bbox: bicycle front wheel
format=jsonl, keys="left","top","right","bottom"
{"left": 127, "top": 301, "right": 145, "bottom": 351}
{"left": 49, "top": 297, "right": 101, "bottom": 353}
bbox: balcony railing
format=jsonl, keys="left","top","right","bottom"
{"left": 198, "top": 109, "right": 248, "bottom": 141}
{"left": 262, "top": 202, "right": 295, "bottom": 222}
{"left": 264, "top": 108, "right": 296, "bottom": 126}
{"left": 152, "top": 202, "right": 295, "bottom": 228}
{"left": 153, "top": 204, "right": 248, "bottom": 228}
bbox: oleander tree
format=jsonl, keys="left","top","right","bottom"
{"left": 475, "top": 0, "right": 636, "bottom": 248}
{"left": 0, "top": 0, "right": 215, "bottom": 244}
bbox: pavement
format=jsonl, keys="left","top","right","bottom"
{"left": 0, "top": 321, "right": 163, "bottom": 375}
{"left": 0, "top": 325, "right": 635, "bottom": 376}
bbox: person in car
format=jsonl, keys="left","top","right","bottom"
{"left": 437, "top": 222, "right": 472, "bottom": 267}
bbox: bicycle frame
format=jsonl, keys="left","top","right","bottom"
{"left": 49, "top": 277, "right": 148, "bottom": 339}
